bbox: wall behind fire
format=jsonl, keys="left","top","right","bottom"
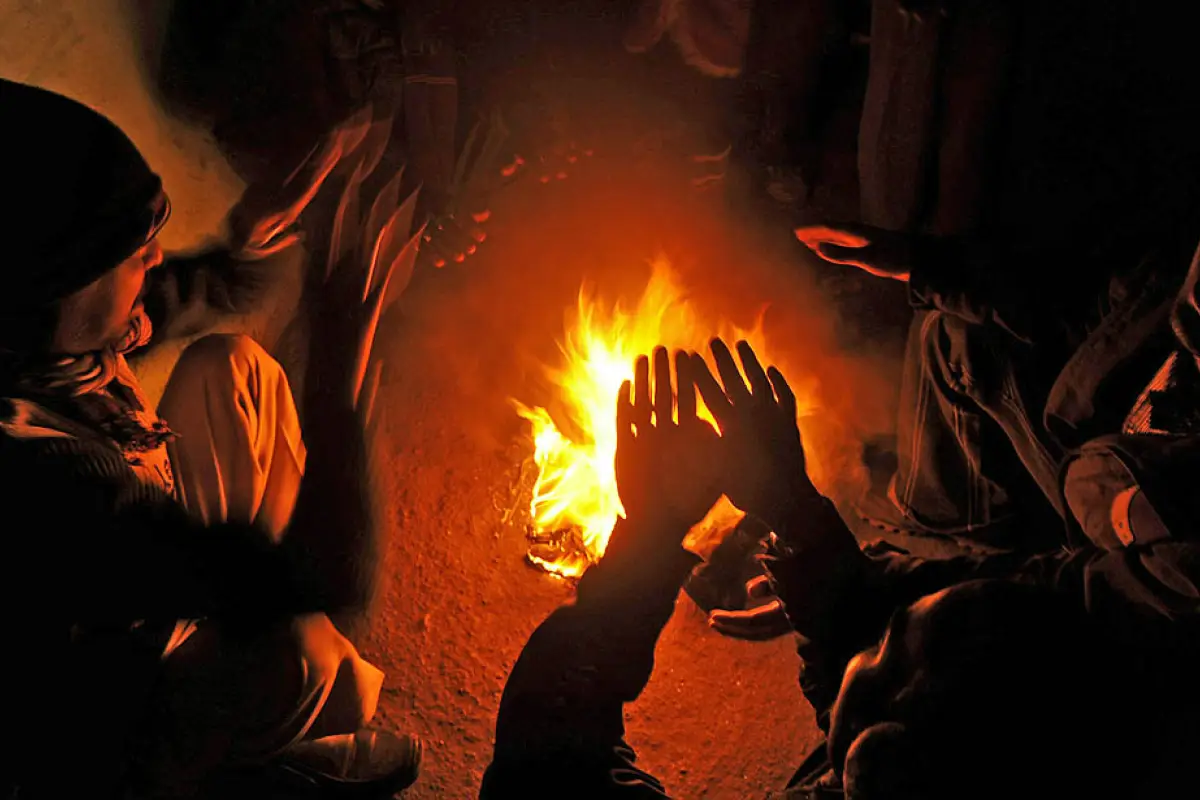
{"left": 0, "top": 0, "right": 243, "bottom": 250}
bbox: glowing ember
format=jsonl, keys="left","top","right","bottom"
{"left": 513, "top": 256, "right": 805, "bottom": 578}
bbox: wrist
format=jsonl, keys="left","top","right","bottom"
{"left": 581, "top": 526, "right": 699, "bottom": 614}
{"left": 769, "top": 494, "right": 867, "bottom": 565}
{"left": 758, "top": 481, "right": 825, "bottom": 534}
{"left": 605, "top": 513, "right": 694, "bottom": 555}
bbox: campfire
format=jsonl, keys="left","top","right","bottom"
{"left": 512, "top": 256, "right": 812, "bottom": 578}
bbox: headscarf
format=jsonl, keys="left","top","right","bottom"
{"left": 0, "top": 79, "right": 175, "bottom": 453}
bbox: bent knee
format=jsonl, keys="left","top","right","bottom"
{"left": 167, "top": 333, "right": 287, "bottom": 397}
{"left": 175, "top": 333, "right": 273, "bottom": 376}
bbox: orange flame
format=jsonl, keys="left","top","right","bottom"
{"left": 513, "top": 256, "right": 815, "bottom": 578}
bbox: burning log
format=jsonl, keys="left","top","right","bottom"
{"left": 526, "top": 525, "right": 592, "bottom": 580}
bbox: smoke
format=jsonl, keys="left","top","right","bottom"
{"left": 375, "top": 6, "right": 908, "bottom": 520}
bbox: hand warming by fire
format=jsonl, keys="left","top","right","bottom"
{"left": 513, "top": 257, "right": 818, "bottom": 578}
{"left": 610, "top": 339, "right": 825, "bottom": 550}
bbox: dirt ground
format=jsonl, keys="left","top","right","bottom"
{"left": 345, "top": 130, "right": 905, "bottom": 797}
{"left": 329, "top": 16, "right": 908, "bottom": 797}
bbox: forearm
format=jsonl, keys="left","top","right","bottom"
{"left": 485, "top": 518, "right": 696, "bottom": 798}
{"left": 284, "top": 406, "right": 381, "bottom": 612}
{"left": 760, "top": 495, "right": 887, "bottom": 727}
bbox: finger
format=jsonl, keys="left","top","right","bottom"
{"left": 814, "top": 244, "right": 904, "bottom": 282}
{"left": 616, "top": 378, "right": 635, "bottom": 440}
{"left": 710, "top": 338, "right": 752, "bottom": 406}
{"left": 736, "top": 340, "right": 772, "bottom": 400}
{"left": 633, "top": 355, "right": 652, "bottom": 431}
{"left": 707, "top": 600, "right": 792, "bottom": 641}
{"left": 360, "top": 357, "right": 384, "bottom": 426}
{"left": 675, "top": 350, "right": 696, "bottom": 423}
{"left": 745, "top": 574, "right": 774, "bottom": 600}
{"left": 652, "top": 346, "right": 673, "bottom": 426}
{"left": 793, "top": 224, "right": 871, "bottom": 249}
{"left": 500, "top": 154, "right": 525, "bottom": 179}
{"left": 690, "top": 352, "right": 734, "bottom": 427}
{"left": 253, "top": 212, "right": 293, "bottom": 245}
{"left": 767, "top": 366, "right": 798, "bottom": 419}
{"left": 351, "top": 307, "right": 384, "bottom": 407}
{"left": 814, "top": 241, "right": 875, "bottom": 263}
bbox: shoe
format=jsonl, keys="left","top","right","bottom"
{"left": 775, "top": 745, "right": 844, "bottom": 799}
{"left": 273, "top": 729, "right": 422, "bottom": 799}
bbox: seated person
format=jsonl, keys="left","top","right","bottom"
{"left": 790, "top": 1, "right": 1200, "bottom": 554}
{"left": 481, "top": 333, "right": 1200, "bottom": 799}
{"left": 0, "top": 79, "right": 420, "bottom": 799}
{"left": 795, "top": 217, "right": 1200, "bottom": 554}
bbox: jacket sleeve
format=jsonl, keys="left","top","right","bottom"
{"left": 481, "top": 522, "right": 699, "bottom": 799}
{"left": 142, "top": 248, "right": 279, "bottom": 344}
{"left": 21, "top": 438, "right": 311, "bottom": 626}
{"left": 908, "top": 228, "right": 1195, "bottom": 353}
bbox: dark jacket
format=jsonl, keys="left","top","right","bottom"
{"left": 481, "top": 489, "right": 1200, "bottom": 798}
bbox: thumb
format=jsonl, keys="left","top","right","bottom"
{"left": 707, "top": 599, "right": 792, "bottom": 641}
{"left": 794, "top": 224, "right": 872, "bottom": 249}
{"left": 358, "top": 358, "right": 385, "bottom": 430}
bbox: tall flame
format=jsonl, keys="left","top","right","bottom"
{"left": 514, "top": 256, "right": 810, "bottom": 578}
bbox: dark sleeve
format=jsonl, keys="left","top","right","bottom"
{"left": 481, "top": 522, "right": 699, "bottom": 799}
{"left": 767, "top": 499, "right": 1200, "bottom": 725}
{"left": 142, "top": 248, "right": 278, "bottom": 343}
{"left": 907, "top": 234, "right": 1185, "bottom": 351}
{"left": 906, "top": 237, "right": 1041, "bottom": 342}
{"left": 21, "top": 439, "right": 311, "bottom": 626}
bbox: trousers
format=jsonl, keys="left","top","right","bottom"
{"left": 134, "top": 334, "right": 383, "bottom": 794}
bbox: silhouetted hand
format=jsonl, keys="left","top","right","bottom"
{"left": 691, "top": 340, "right": 820, "bottom": 532}
{"left": 707, "top": 576, "right": 792, "bottom": 641}
{"left": 307, "top": 156, "right": 406, "bottom": 424}
{"left": 229, "top": 109, "right": 374, "bottom": 262}
{"left": 420, "top": 209, "right": 489, "bottom": 269}
{"left": 795, "top": 224, "right": 914, "bottom": 282}
{"left": 614, "top": 347, "right": 723, "bottom": 543}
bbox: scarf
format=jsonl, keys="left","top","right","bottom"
{"left": 0, "top": 308, "right": 177, "bottom": 456}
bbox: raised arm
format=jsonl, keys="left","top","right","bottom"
{"left": 483, "top": 348, "right": 723, "bottom": 799}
